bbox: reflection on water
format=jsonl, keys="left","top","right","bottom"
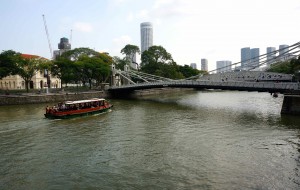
{"left": 0, "top": 90, "right": 299, "bottom": 189}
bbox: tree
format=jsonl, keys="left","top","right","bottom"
{"left": 51, "top": 57, "right": 75, "bottom": 87}
{"left": 179, "top": 65, "right": 201, "bottom": 78}
{"left": 121, "top": 44, "right": 140, "bottom": 64}
{"left": 112, "top": 56, "right": 130, "bottom": 70}
{"left": 52, "top": 48, "right": 113, "bottom": 88}
{"left": 16, "top": 56, "right": 49, "bottom": 92}
{"left": 141, "top": 45, "right": 173, "bottom": 66}
{"left": 140, "top": 45, "right": 185, "bottom": 79}
{"left": 0, "top": 50, "right": 20, "bottom": 79}
{"left": 267, "top": 56, "right": 300, "bottom": 81}
{"left": 60, "top": 47, "right": 100, "bottom": 61}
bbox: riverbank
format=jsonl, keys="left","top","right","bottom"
{"left": 0, "top": 88, "right": 193, "bottom": 106}
{"left": 0, "top": 91, "right": 108, "bottom": 106}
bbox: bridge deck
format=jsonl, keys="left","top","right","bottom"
{"left": 109, "top": 81, "right": 300, "bottom": 94}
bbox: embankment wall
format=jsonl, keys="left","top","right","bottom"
{"left": 0, "top": 91, "right": 108, "bottom": 106}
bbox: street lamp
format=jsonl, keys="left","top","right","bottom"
{"left": 45, "top": 69, "right": 50, "bottom": 93}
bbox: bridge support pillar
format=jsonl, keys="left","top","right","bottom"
{"left": 281, "top": 95, "right": 300, "bottom": 115}
{"left": 111, "top": 64, "right": 116, "bottom": 87}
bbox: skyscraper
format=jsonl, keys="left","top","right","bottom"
{"left": 266, "top": 47, "right": 276, "bottom": 65}
{"left": 140, "top": 22, "right": 153, "bottom": 53}
{"left": 279, "top": 44, "right": 290, "bottom": 61}
{"left": 241, "top": 47, "right": 251, "bottom": 69}
{"left": 216, "top": 60, "right": 232, "bottom": 73}
{"left": 53, "top": 37, "right": 71, "bottom": 60}
{"left": 190, "top": 63, "right": 197, "bottom": 69}
{"left": 279, "top": 44, "right": 289, "bottom": 56}
{"left": 250, "top": 48, "right": 260, "bottom": 68}
{"left": 201, "top": 59, "right": 208, "bottom": 71}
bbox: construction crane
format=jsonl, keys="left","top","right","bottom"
{"left": 42, "top": 14, "right": 53, "bottom": 59}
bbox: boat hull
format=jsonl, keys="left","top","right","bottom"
{"left": 44, "top": 106, "right": 112, "bottom": 119}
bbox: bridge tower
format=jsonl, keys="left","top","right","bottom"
{"left": 123, "top": 64, "right": 130, "bottom": 85}
{"left": 111, "top": 64, "right": 116, "bottom": 87}
{"left": 111, "top": 64, "right": 122, "bottom": 87}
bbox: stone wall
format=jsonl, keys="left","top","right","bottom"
{"left": 281, "top": 95, "right": 300, "bottom": 115}
{"left": 0, "top": 91, "right": 108, "bottom": 106}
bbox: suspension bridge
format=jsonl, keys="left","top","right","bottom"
{"left": 107, "top": 42, "right": 300, "bottom": 115}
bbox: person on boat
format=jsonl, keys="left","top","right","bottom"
{"left": 46, "top": 106, "right": 49, "bottom": 113}
{"left": 61, "top": 104, "right": 66, "bottom": 110}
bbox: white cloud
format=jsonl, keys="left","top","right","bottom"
{"left": 152, "top": 0, "right": 188, "bottom": 17}
{"left": 136, "top": 10, "right": 150, "bottom": 19}
{"left": 153, "top": 0, "right": 173, "bottom": 8}
{"left": 126, "top": 12, "right": 134, "bottom": 22}
{"left": 73, "top": 22, "right": 93, "bottom": 33}
{"left": 127, "top": 0, "right": 189, "bottom": 23}
{"left": 113, "top": 35, "right": 132, "bottom": 47}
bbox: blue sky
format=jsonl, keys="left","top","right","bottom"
{"left": 1, "top": 0, "right": 300, "bottom": 70}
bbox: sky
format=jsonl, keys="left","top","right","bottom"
{"left": 1, "top": 0, "right": 300, "bottom": 71}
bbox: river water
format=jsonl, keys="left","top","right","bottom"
{"left": 0, "top": 90, "right": 300, "bottom": 189}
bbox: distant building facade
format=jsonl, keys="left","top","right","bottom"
{"left": 140, "top": 22, "right": 153, "bottom": 53}
{"left": 201, "top": 59, "right": 208, "bottom": 71}
{"left": 216, "top": 60, "right": 232, "bottom": 73}
{"left": 53, "top": 37, "right": 71, "bottom": 60}
{"left": 279, "top": 44, "right": 290, "bottom": 61}
{"left": 0, "top": 54, "right": 61, "bottom": 90}
{"left": 241, "top": 47, "right": 251, "bottom": 69}
{"left": 190, "top": 63, "right": 197, "bottom": 69}
{"left": 126, "top": 53, "right": 138, "bottom": 69}
{"left": 266, "top": 47, "right": 276, "bottom": 65}
{"left": 250, "top": 48, "right": 260, "bottom": 68}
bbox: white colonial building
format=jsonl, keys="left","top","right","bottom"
{"left": 0, "top": 54, "right": 61, "bottom": 90}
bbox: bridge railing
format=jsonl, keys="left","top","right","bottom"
{"left": 109, "top": 79, "right": 300, "bottom": 92}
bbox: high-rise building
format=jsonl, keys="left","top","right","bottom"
{"left": 216, "top": 60, "right": 232, "bottom": 73}
{"left": 140, "top": 22, "right": 153, "bottom": 53}
{"left": 266, "top": 47, "right": 276, "bottom": 65}
{"left": 53, "top": 37, "right": 71, "bottom": 60}
{"left": 279, "top": 44, "right": 291, "bottom": 61}
{"left": 201, "top": 59, "right": 208, "bottom": 71}
{"left": 279, "top": 44, "right": 289, "bottom": 56}
{"left": 250, "top": 48, "right": 260, "bottom": 68}
{"left": 241, "top": 47, "right": 251, "bottom": 69}
{"left": 190, "top": 63, "right": 197, "bottom": 69}
{"left": 58, "top": 37, "right": 71, "bottom": 50}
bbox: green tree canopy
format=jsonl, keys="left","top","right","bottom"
{"left": 60, "top": 47, "right": 100, "bottom": 61}
{"left": 141, "top": 45, "right": 173, "bottom": 66}
{"left": 140, "top": 45, "right": 186, "bottom": 79}
{"left": 0, "top": 50, "right": 20, "bottom": 79}
{"left": 121, "top": 44, "right": 140, "bottom": 63}
{"left": 178, "top": 65, "right": 201, "bottom": 78}
{"left": 112, "top": 56, "right": 131, "bottom": 70}
{"left": 16, "top": 56, "right": 49, "bottom": 92}
{"left": 52, "top": 48, "right": 113, "bottom": 88}
{"left": 267, "top": 56, "right": 300, "bottom": 75}
{"left": 269, "top": 56, "right": 300, "bottom": 81}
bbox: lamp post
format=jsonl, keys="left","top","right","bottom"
{"left": 45, "top": 69, "right": 50, "bottom": 93}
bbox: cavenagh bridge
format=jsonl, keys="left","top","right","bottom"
{"left": 108, "top": 42, "right": 300, "bottom": 115}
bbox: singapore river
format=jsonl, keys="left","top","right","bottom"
{"left": 0, "top": 90, "right": 300, "bottom": 189}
